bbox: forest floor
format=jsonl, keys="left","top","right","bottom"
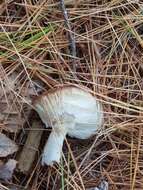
{"left": 0, "top": 0, "right": 143, "bottom": 190}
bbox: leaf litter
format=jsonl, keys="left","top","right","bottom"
{"left": 0, "top": 133, "right": 18, "bottom": 157}
{"left": 0, "top": 159, "right": 17, "bottom": 181}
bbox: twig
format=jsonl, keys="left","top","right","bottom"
{"left": 60, "top": 0, "right": 77, "bottom": 71}
{"left": 18, "top": 120, "right": 43, "bottom": 173}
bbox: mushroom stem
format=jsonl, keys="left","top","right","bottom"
{"left": 42, "top": 128, "right": 67, "bottom": 166}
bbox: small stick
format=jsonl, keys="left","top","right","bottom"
{"left": 18, "top": 120, "right": 43, "bottom": 173}
{"left": 60, "top": 0, "right": 77, "bottom": 71}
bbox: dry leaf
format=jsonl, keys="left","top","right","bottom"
{"left": 0, "top": 72, "right": 32, "bottom": 133}
{"left": 0, "top": 133, "right": 18, "bottom": 157}
{"left": 0, "top": 159, "right": 17, "bottom": 181}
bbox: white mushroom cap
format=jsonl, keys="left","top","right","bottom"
{"left": 34, "top": 85, "right": 103, "bottom": 165}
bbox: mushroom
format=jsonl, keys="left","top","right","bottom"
{"left": 33, "top": 85, "right": 103, "bottom": 166}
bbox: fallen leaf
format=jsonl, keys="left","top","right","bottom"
{"left": 0, "top": 159, "right": 17, "bottom": 181}
{"left": 0, "top": 72, "right": 32, "bottom": 133}
{"left": 0, "top": 133, "right": 18, "bottom": 157}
